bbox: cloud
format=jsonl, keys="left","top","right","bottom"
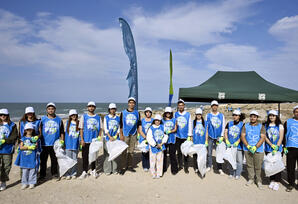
{"left": 129, "top": 0, "right": 259, "bottom": 46}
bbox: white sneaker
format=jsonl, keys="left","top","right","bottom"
{"left": 155, "top": 175, "right": 160, "bottom": 179}
{"left": 144, "top": 168, "right": 149, "bottom": 172}
{"left": 91, "top": 170, "right": 99, "bottom": 178}
{"left": 206, "top": 167, "right": 211, "bottom": 172}
{"left": 29, "top": 184, "right": 35, "bottom": 189}
{"left": 194, "top": 169, "right": 199, "bottom": 173}
{"left": 71, "top": 176, "right": 77, "bottom": 179}
{"left": 235, "top": 176, "right": 240, "bottom": 180}
{"left": 21, "top": 184, "right": 28, "bottom": 190}
{"left": 152, "top": 175, "right": 156, "bottom": 179}
{"left": 0, "top": 182, "right": 6, "bottom": 191}
{"left": 246, "top": 180, "right": 254, "bottom": 186}
{"left": 269, "top": 181, "right": 275, "bottom": 189}
{"left": 66, "top": 176, "right": 71, "bottom": 180}
{"left": 229, "top": 175, "right": 233, "bottom": 179}
{"left": 219, "top": 169, "right": 224, "bottom": 176}
{"left": 273, "top": 183, "right": 279, "bottom": 191}
{"left": 257, "top": 182, "right": 264, "bottom": 190}
{"left": 79, "top": 171, "right": 88, "bottom": 179}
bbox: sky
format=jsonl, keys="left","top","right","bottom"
{"left": 0, "top": 0, "right": 297, "bottom": 103}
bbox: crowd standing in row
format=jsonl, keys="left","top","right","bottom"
{"left": 0, "top": 98, "right": 297, "bottom": 192}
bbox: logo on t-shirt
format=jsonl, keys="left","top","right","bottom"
{"left": 126, "top": 114, "right": 137, "bottom": 126}
{"left": 247, "top": 130, "right": 259, "bottom": 145}
{"left": 164, "top": 121, "right": 174, "bottom": 132}
{"left": 69, "top": 125, "right": 79, "bottom": 138}
{"left": 44, "top": 120, "right": 59, "bottom": 135}
{"left": 87, "top": 118, "right": 99, "bottom": 131}
{"left": 211, "top": 117, "right": 221, "bottom": 129}
{"left": 195, "top": 123, "right": 205, "bottom": 136}
{"left": 108, "top": 119, "right": 119, "bottom": 133}
{"left": 229, "top": 125, "right": 240, "bottom": 139}
{"left": 177, "top": 116, "right": 187, "bottom": 129}
{"left": 154, "top": 129, "right": 164, "bottom": 141}
{"left": 289, "top": 125, "right": 298, "bottom": 145}
{"left": 0, "top": 125, "right": 10, "bottom": 139}
{"left": 23, "top": 139, "right": 33, "bottom": 155}
{"left": 267, "top": 127, "right": 279, "bottom": 142}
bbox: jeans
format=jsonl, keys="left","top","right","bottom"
{"left": 22, "top": 168, "right": 37, "bottom": 185}
{"left": 228, "top": 150, "right": 243, "bottom": 177}
{"left": 65, "top": 149, "right": 78, "bottom": 176}
{"left": 207, "top": 137, "right": 222, "bottom": 170}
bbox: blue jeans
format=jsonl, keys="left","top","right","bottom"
{"left": 65, "top": 149, "right": 78, "bottom": 176}
{"left": 228, "top": 150, "right": 243, "bottom": 177}
{"left": 207, "top": 137, "right": 222, "bottom": 169}
{"left": 22, "top": 168, "right": 37, "bottom": 185}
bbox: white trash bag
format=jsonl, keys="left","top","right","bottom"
{"left": 263, "top": 152, "right": 285, "bottom": 177}
{"left": 188, "top": 144, "right": 201, "bottom": 156}
{"left": 53, "top": 140, "right": 77, "bottom": 177}
{"left": 181, "top": 140, "right": 193, "bottom": 156}
{"left": 137, "top": 140, "right": 149, "bottom": 153}
{"left": 89, "top": 138, "right": 103, "bottom": 164}
{"left": 196, "top": 144, "right": 207, "bottom": 176}
{"left": 106, "top": 140, "right": 128, "bottom": 162}
{"left": 223, "top": 147, "right": 237, "bottom": 170}
{"left": 216, "top": 142, "right": 226, "bottom": 164}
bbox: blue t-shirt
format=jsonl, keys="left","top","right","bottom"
{"left": 227, "top": 121, "right": 244, "bottom": 150}
{"left": 83, "top": 114, "right": 101, "bottom": 143}
{"left": 206, "top": 113, "right": 224, "bottom": 139}
{"left": 104, "top": 115, "right": 120, "bottom": 141}
{"left": 243, "top": 123, "right": 264, "bottom": 153}
{"left": 20, "top": 120, "right": 41, "bottom": 138}
{"left": 193, "top": 120, "right": 206, "bottom": 145}
{"left": 122, "top": 109, "right": 139, "bottom": 136}
{"left": 150, "top": 125, "right": 165, "bottom": 154}
{"left": 41, "top": 116, "right": 62, "bottom": 146}
{"left": 163, "top": 118, "right": 176, "bottom": 144}
{"left": 65, "top": 121, "right": 80, "bottom": 150}
{"left": 175, "top": 112, "right": 190, "bottom": 139}
{"left": 139, "top": 118, "right": 153, "bottom": 143}
{"left": 16, "top": 137, "right": 38, "bottom": 169}
{"left": 285, "top": 118, "right": 298, "bottom": 148}
{"left": 0, "top": 122, "right": 16, "bottom": 154}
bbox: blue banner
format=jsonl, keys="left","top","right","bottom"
{"left": 119, "top": 18, "right": 138, "bottom": 109}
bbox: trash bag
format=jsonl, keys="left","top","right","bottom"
{"left": 137, "top": 140, "right": 149, "bottom": 153}
{"left": 53, "top": 140, "right": 77, "bottom": 177}
{"left": 188, "top": 144, "right": 201, "bottom": 156}
{"left": 223, "top": 147, "right": 237, "bottom": 170}
{"left": 181, "top": 140, "right": 193, "bottom": 156}
{"left": 89, "top": 138, "right": 103, "bottom": 164}
{"left": 216, "top": 142, "right": 226, "bottom": 164}
{"left": 263, "top": 152, "right": 285, "bottom": 177}
{"left": 106, "top": 140, "right": 128, "bottom": 162}
{"left": 196, "top": 144, "right": 207, "bottom": 176}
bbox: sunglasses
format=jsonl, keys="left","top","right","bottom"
{"left": 0, "top": 114, "right": 8, "bottom": 117}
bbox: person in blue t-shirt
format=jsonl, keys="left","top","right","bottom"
{"left": 283, "top": 105, "right": 298, "bottom": 192}
{"left": 205, "top": 100, "right": 225, "bottom": 175}
{"left": 224, "top": 109, "right": 245, "bottom": 180}
{"left": 119, "top": 97, "right": 141, "bottom": 175}
{"left": 103, "top": 103, "right": 120, "bottom": 175}
{"left": 79, "top": 101, "right": 102, "bottom": 179}
{"left": 62, "top": 109, "right": 80, "bottom": 179}
{"left": 19, "top": 107, "right": 41, "bottom": 142}
{"left": 241, "top": 110, "right": 266, "bottom": 190}
{"left": 16, "top": 123, "right": 39, "bottom": 190}
{"left": 138, "top": 107, "right": 153, "bottom": 172}
{"left": 264, "top": 110, "right": 284, "bottom": 191}
{"left": 175, "top": 99, "right": 193, "bottom": 174}
{"left": 191, "top": 108, "right": 206, "bottom": 175}
{"left": 162, "top": 107, "right": 177, "bottom": 174}
{"left": 39, "top": 102, "right": 64, "bottom": 180}
{"left": 0, "top": 108, "right": 18, "bottom": 191}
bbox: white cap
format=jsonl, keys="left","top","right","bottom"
{"left": 128, "top": 97, "right": 136, "bottom": 102}
{"left": 268, "top": 110, "right": 278, "bottom": 116}
{"left": 144, "top": 107, "right": 152, "bottom": 112}
{"left": 195, "top": 108, "right": 203, "bottom": 115}
{"left": 87, "top": 101, "right": 96, "bottom": 107}
{"left": 293, "top": 105, "right": 298, "bottom": 112}
{"left": 69, "top": 109, "right": 78, "bottom": 116}
{"left": 233, "top": 109, "right": 241, "bottom": 116}
{"left": 25, "top": 107, "right": 35, "bottom": 114}
{"left": 108, "top": 103, "right": 117, "bottom": 109}
{"left": 250, "top": 110, "right": 259, "bottom": 116}
{"left": 211, "top": 100, "right": 219, "bottom": 106}
{"left": 24, "top": 123, "right": 34, "bottom": 130}
{"left": 154, "top": 114, "right": 162, "bottom": 121}
{"left": 164, "top": 107, "right": 172, "bottom": 113}
{"left": 177, "top": 99, "right": 185, "bottom": 104}
{"left": 0, "top": 109, "right": 9, "bottom": 115}
{"left": 46, "top": 102, "right": 56, "bottom": 108}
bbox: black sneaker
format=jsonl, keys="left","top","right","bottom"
{"left": 127, "top": 167, "right": 136, "bottom": 173}
{"left": 286, "top": 186, "right": 294, "bottom": 192}
{"left": 119, "top": 169, "right": 126, "bottom": 175}
{"left": 184, "top": 168, "right": 189, "bottom": 174}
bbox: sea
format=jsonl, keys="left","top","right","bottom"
{"left": 0, "top": 102, "right": 207, "bottom": 122}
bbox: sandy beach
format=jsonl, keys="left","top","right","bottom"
{"left": 1, "top": 103, "right": 297, "bottom": 204}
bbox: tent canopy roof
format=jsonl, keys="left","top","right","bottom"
{"left": 178, "top": 71, "right": 298, "bottom": 103}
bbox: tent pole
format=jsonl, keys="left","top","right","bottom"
{"left": 278, "top": 103, "right": 281, "bottom": 118}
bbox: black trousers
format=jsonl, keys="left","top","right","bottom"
{"left": 265, "top": 152, "right": 282, "bottom": 182}
{"left": 286, "top": 147, "right": 298, "bottom": 187}
{"left": 175, "top": 138, "right": 189, "bottom": 169}
{"left": 82, "top": 143, "right": 96, "bottom": 172}
{"left": 163, "top": 143, "right": 178, "bottom": 174}
{"left": 193, "top": 154, "right": 198, "bottom": 170}
{"left": 40, "top": 146, "right": 58, "bottom": 177}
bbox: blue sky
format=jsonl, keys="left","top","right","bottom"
{"left": 0, "top": 0, "right": 297, "bottom": 103}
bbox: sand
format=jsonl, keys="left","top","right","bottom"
{"left": 1, "top": 103, "right": 297, "bottom": 203}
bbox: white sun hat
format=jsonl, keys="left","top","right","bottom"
{"left": 164, "top": 107, "right": 173, "bottom": 113}
{"left": 24, "top": 123, "right": 34, "bottom": 130}
{"left": 195, "top": 108, "right": 203, "bottom": 115}
{"left": 25, "top": 107, "right": 35, "bottom": 114}
{"left": 250, "top": 110, "right": 259, "bottom": 116}
{"left": 233, "top": 109, "right": 241, "bottom": 116}
{"left": 211, "top": 100, "right": 219, "bottom": 106}
{"left": 46, "top": 102, "right": 56, "bottom": 108}
{"left": 154, "top": 114, "right": 162, "bottom": 121}
{"left": 69, "top": 109, "right": 78, "bottom": 116}
{"left": 128, "top": 97, "right": 136, "bottom": 102}
{"left": 293, "top": 105, "right": 298, "bottom": 112}
{"left": 177, "top": 99, "right": 185, "bottom": 104}
{"left": 268, "top": 110, "right": 278, "bottom": 116}
{"left": 108, "top": 103, "right": 117, "bottom": 109}
{"left": 0, "top": 109, "right": 9, "bottom": 115}
{"left": 87, "top": 101, "right": 96, "bottom": 107}
{"left": 144, "top": 107, "right": 152, "bottom": 113}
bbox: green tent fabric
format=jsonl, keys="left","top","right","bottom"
{"left": 179, "top": 71, "right": 298, "bottom": 103}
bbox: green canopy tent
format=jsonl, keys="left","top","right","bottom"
{"left": 179, "top": 71, "right": 298, "bottom": 112}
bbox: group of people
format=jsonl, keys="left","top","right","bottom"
{"left": 0, "top": 98, "right": 297, "bottom": 192}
